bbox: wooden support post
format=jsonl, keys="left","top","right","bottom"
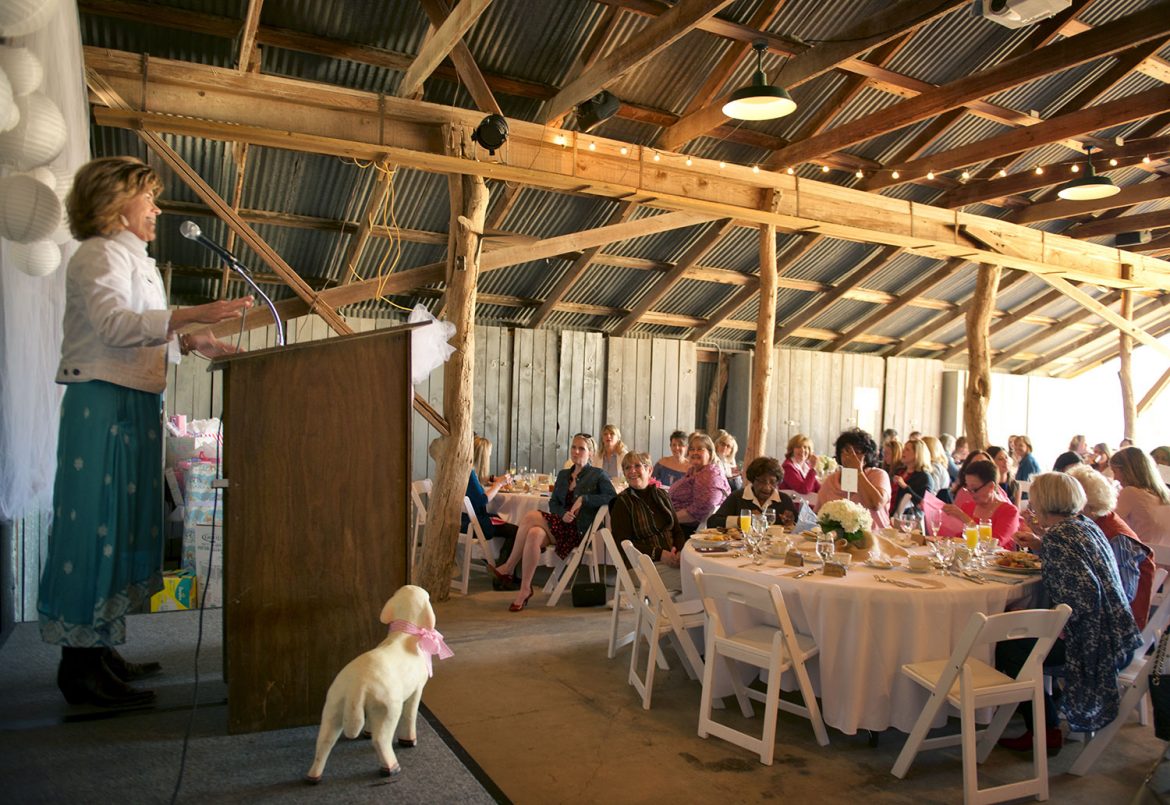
{"left": 1120, "top": 284, "right": 1137, "bottom": 441}
{"left": 416, "top": 138, "right": 489, "bottom": 600}
{"left": 706, "top": 352, "right": 729, "bottom": 434}
{"left": 964, "top": 263, "right": 1001, "bottom": 451}
{"left": 747, "top": 224, "right": 777, "bottom": 464}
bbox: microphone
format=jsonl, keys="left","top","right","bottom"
{"left": 180, "top": 220, "right": 245, "bottom": 270}
{"left": 178, "top": 220, "right": 285, "bottom": 346}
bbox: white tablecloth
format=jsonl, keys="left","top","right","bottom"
{"left": 680, "top": 544, "right": 1041, "bottom": 735}
{"left": 487, "top": 491, "right": 549, "bottom": 524}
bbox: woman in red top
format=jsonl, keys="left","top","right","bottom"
{"left": 942, "top": 460, "right": 1020, "bottom": 548}
{"left": 780, "top": 433, "right": 820, "bottom": 495}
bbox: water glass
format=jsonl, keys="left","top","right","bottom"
{"left": 977, "top": 536, "right": 998, "bottom": 567}
{"left": 764, "top": 508, "right": 777, "bottom": 528}
{"left": 816, "top": 533, "right": 835, "bottom": 564}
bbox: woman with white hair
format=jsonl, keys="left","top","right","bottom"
{"left": 1110, "top": 446, "right": 1170, "bottom": 547}
{"left": 997, "top": 472, "right": 1141, "bottom": 752}
{"left": 1065, "top": 464, "right": 1156, "bottom": 629}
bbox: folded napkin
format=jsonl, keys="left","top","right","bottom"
{"left": 834, "top": 532, "right": 908, "bottom": 561}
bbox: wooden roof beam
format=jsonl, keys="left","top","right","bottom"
{"left": 542, "top": 0, "right": 736, "bottom": 124}
{"left": 769, "top": 5, "right": 1170, "bottom": 169}
{"left": 398, "top": 0, "right": 495, "bottom": 99}
{"left": 658, "top": 0, "right": 967, "bottom": 151}
{"left": 988, "top": 289, "right": 1123, "bottom": 368}
{"left": 237, "top": 0, "right": 264, "bottom": 72}
{"left": 939, "top": 285, "right": 1065, "bottom": 360}
{"left": 1010, "top": 176, "right": 1170, "bottom": 225}
{"left": 418, "top": 0, "right": 502, "bottom": 115}
{"left": 1034, "top": 273, "right": 1170, "bottom": 360}
{"left": 1034, "top": 296, "right": 1170, "bottom": 375}
{"left": 885, "top": 271, "right": 1029, "bottom": 357}
{"left": 1067, "top": 210, "right": 1170, "bottom": 241}
{"left": 339, "top": 159, "right": 396, "bottom": 286}
{"left": 825, "top": 258, "right": 965, "bottom": 352}
{"left": 611, "top": 217, "right": 737, "bottom": 336}
{"left": 1138, "top": 363, "right": 1170, "bottom": 414}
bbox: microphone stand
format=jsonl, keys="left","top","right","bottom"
{"left": 219, "top": 257, "right": 285, "bottom": 347}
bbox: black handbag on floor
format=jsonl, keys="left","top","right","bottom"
{"left": 571, "top": 564, "right": 606, "bottom": 607}
{"left": 1150, "top": 630, "right": 1170, "bottom": 741}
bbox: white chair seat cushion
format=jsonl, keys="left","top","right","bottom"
{"left": 902, "top": 658, "right": 1016, "bottom": 702}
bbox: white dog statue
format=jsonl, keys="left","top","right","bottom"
{"left": 305, "top": 584, "right": 453, "bottom": 783}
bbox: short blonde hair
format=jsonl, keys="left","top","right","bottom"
{"left": 689, "top": 433, "right": 716, "bottom": 462}
{"left": 1065, "top": 464, "right": 1116, "bottom": 517}
{"left": 472, "top": 435, "right": 492, "bottom": 479}
{"left": 67, "top": 156, "right": 164, "bottom": 240}
{"left": 785, "top": 433, "right": 812, "bottom": 460}
{"left": 903, "top": 439, "right": 931, "bottom": 473}
{"left": 713, "top": 431, "right": 738, "bottom": 462}
{"left": 921, "top": 435, "right": 947, "bottom": 467}
{"left": 1029, "top": 472, "right": 1087, "bottom": 517}
{"left": 621, "top": 451, "right": 651, "bottom": 470}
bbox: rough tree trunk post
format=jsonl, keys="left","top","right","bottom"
{"left": 1119, "top": 286, "right": 1137, "bottom": 442}
{"left": 706, "top": 353, "right": 729, "bottom": 434}
{"left": 747, "top": 224, "right": 777, "bottom": 464}
{"left": 415, "top": 143, "right": 489, "bottom": 600}
{"left": 964, "top": 263, "right": 1001, "bottom": 452}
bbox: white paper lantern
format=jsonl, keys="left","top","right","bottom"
{"left": 0, "top": 0, "right": 60, "bottom": 38}
{"left": 0, "top": 174, "right": 63, "bottom": 243}
{"left": 19, "top": 166, "right": 56, "bottom": 189}
{"left": 0, "top": 69, "right": 16, "bottom": 134}
{"left": 10, "top": 240, "right": 62, "bottom": 277}
{"left": 0, "top": 48, "right": 44, "bottom": 97}
{"left": 0, "top": 92, "right": 66, "bottom": 170}
{"left": 50, "top": 163, "right": 73, "bottom": 200}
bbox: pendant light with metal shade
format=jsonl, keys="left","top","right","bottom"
{"left": 722, "top": 39, "right": 796, "bottom": 121}
{"left": 1056, "top": 146, "right": 1120, "bottom": 201}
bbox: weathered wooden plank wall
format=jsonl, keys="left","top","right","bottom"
{"left": 558, "top": 330, "right": 606, "bottom": 463}
{"left": 883, "top": 357, "right": 945, "bottom": 442}
{"left": 512, "top": 328, "right": 560, "bottom": 473}
{"left": 606, "top": 337, "right": 698, "bottom": 460}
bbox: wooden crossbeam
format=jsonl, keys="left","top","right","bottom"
{"left": 658, "top": 0, "right": 966, "bottom": 151}
{"left": 339, "top": 159, "right": 395, "bottom": 286}
{"left": 769, "top": 4, "right": 1170, "bottom": 169}
{"left": 612, "top": 218, "right": 736, "bottom": 336}
{"left": 989, "top": 288, "right": 1123, "bottom": 368}
{"left": 886, "top": 271, "right": 1029, "bottom": 357}
{"left": 1010, "top": 177, "right": 1170, "bottom": 225}
{"left": 529, "top": 202, "right": 636, "bottom": 328}
{"left": 398, "top": 0, "right": 495, "bottom": 99}
{"left": 237, "top": 0, "right": 264, "bottom": 72}
{"left": 1066, "top": 209, "right": 1170, "bottom": 241}
{"left": 826, "top": 259, "right": 965, "bottom": 352}
{"left": 1033, "top": 295, "right": 1170, "bottom": 375}
{"left": 774, "top": 245, "right": 903, "bottom": 343}
{"left": 940, "top": 285, "right": 1065, "bottom": 361}
{"left": 542, "top": 0, "right": 736, "bottom": 124}
{"left": 1138, "top": 364, "right": 1170, "bottom": 414}
{"left": 1034, "top": 274, "right": 1170, "bottom": 360}
{"left": 419, "top": 0, "right": 502, "bottom": 115}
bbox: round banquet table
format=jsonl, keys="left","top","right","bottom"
{"left": 487, "top": 491, "right": 549, "bottom": 524}
{"left": 680, "top": 542, "right": 1042, "bottom": 736}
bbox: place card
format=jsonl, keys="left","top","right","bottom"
{"left": 840, "top": 467, "right": 858, "bottom": 493}
{"left": 823, "top": 562, "right": 847, "bottom": 578}
{"left": 784, "top": 550, "right": 805, "bottom": 567}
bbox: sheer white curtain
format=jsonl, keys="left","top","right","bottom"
{"left": 0, "top": 0, "right": 90, "bottom": 521}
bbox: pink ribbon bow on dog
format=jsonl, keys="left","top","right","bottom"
{"left": 389, "top": 620, "right": 454, "bottom": 677}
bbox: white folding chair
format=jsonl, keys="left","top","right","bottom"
{"left": 409, "top": 479, "right": 432, "bottom": 576}
{"left": 891, "top": 604, "right": 1072, "bottom": 805}
{"left": 625, "top": 542, "right": 705, "bottom": 710}
{"left": 1070, "top": 574, "right": 1170, "bottom": 775}
{"left": 450, "top": 496, "right": 498, "bottom": 595}
{"left": 1154, "top": 543, "right": 1170, "bottom": 569}
{"left": 543, "top": 505, "right": 609, "bottom": 607}
{"left": 598, "top": 527, "right": 638, "bottom": 658}
{"left": 1015, "top": 480, "right": 1031, "bottom": 511}
{"left": 692, "top": 567, "right": 829, "bottom": 764}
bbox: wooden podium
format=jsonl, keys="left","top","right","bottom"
{"left": 212, "top": 325, "right": 413, "bottom": 733}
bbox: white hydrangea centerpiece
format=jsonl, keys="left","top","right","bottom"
{"left": 816, "top": 455, "right": 838, "bottom": 476}
{"left": 817, "top": 498, "right": 870, "bottom": 544}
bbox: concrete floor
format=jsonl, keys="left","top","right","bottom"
{"left": 424, "top": 569, "right": 1160, "bottom": 805}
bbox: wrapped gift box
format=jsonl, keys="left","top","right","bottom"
{"left": 151, "top": 570, "right": 197, "bottom": 612}
{"left": 182, "top": 524, "right": 223, "bottom": 608}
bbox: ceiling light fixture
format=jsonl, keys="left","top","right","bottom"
{"left": 722, "top": 39, "right": 796, "bottom": 121}
{"left": 1057, "top": 146, "right": 1120, "bottom": 201}
{"left": 471, "top": 114, "right": 509, "bottom": 155}
{"left": 891, "top": 170, "right": 900, "bottom": 179}
{"left": 575, "top": 90, "right": 620, "bottom": 133}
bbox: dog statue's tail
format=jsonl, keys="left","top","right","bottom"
{"left": 341, "top": 688, "right": 367, "bottom": 739}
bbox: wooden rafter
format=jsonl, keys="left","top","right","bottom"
{"left": 1033, "top": 274, "right": 1170, "bottom": 360}
{"left": 418, "top": 0, "right": 502, "bottom": 115}
{"left": 398, "top": 0, "right": 495, "bottom": 99}
{"left": 237, "top": 0, "right": 264, "bottom": 71}
{"left": 865, "top": 85, "right": 1170, "bottom": 192}
{"left": 658, "top": 0, "right": 966, "bottom": 151}
{"left": 990, "top": 290, "right": 1124, "bottom": 367}
{"left": 1009, "top": 177, "right": 1170, "bottom": 225}
{"left": 542, "top": 0, "right": 736, "bottom": 124}
{"left": 825, "top": 259, "right": 965, "bottom": 352}
{"left": 1037, "top": 296, "right": 1170, "bottom": 376}
{"left": 611, "top": 218, "right": 735, "bottom": 336}
{"left": 529, "top": 202, "right": 636, "bottom": 328}
{"left": 339, "top": 158, "right": 395, "bottom": 286}
{"left": 768, "top": 5, "right": 1170, "bottom": 169}
{"left": 1138, "top": 364, "right": 1170, "bottom": 414}
{"left": 885, "top": 271, "right": 1029, "bottom": 357}
{"left": 773, "top": 245, "right": 903, "bottom": 343}
{"left": 939, "top": 286, "right": 1066, "bottom": 361}
{"left": 1067, "top": 210, "right": 1170, "bottom": 241}
{"left": 219, "top": 141, "right": 250, "bottom": 298}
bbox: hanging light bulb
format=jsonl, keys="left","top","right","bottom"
{"left": 997, "top": 169, "right": 1007, "bottom": 178}
{"left": 821, "top": 164, "right": 830, "bottom": 173}
{"left": 891, "top": 170, "right": 900, "bottom": 179}
{"left": 926, "top": 170, "right": 935, "bottom": 180}
{"left": 855, "top": 169, "right": 864, "bottom": 179}
{"left": 785, "top": 167, "right": 794, "bottom": 175}
{"left": 685, "top": 156, "right": 693, "bottom": 166}
{"left": 1034, "top": 165, "right": 1043, "bottom": 175}
{"left": 1070, "top": 164, "right": 1079, "bottom": 173}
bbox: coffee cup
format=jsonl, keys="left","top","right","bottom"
{"left": 908, "top": 554, "right": 932, "bottom": 572}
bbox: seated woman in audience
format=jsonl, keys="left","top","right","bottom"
{"left": 816, "top": 428, "right": 891, "bottom": 531}
{"left": 713, "top": 456, "right": 799, "bottom": 527}
{"left": 998, "top": 473, "right": 1141, "bottom": 751}
{"left": 1089, "top": 442, "right": 1112, "bottom": 477}
{"left": 922, "top": 435, "right": 951, "bottom": 493}
{"left": 1069, "top": 433, "right": 1089, "bottom": 458}
{"left": 1110, "top": 446, "right": 1170, "bottom": 547}
{"left": 713, "top": 430, "right": 743, "bottom": 492}
{"left": 1151, "top": 445, "right": 1170, "bottom": 467}
{"left": 594, "top": 424, "right": 628, "bottom": 480}
{"left": 952, "top": 435, "right": 969, "bottom": 464}
{"left": 940, "top": 434, "right": 960, "bottom": 482}
{"left": 880, "top": 436, "right": 903, "bottom": 478}
{"left": 948, "top": 449, "right": 992, "bottom": 504}
{"left": 611, "top": 451, "right": 684, "bottom": 594}
{"left": 1012, "top": 434, "right": 1041, "bottom": 483}
{"left": 1066, "top": 464, "right": 1156, "bottom": 630}
{"left": 987, "top": 445, "right": 1019, "bottom": 503}
{"left": 779, "top": 433, "right": 820, "bottom": 496}
{"left": 1053, "top": 450, "right": 1084, "bottom": 472}
{"left": 669, "top": 432, "right": 731, "bottom": 537}
{"left": 492, "top": 433, "right": 615, "bottom": 611}
{"left": 941, "top": 460, "right": 1019, "bottom": 547}
{"left": 651, "top": 430, "right": 689, "bottom": 487}
{"left": 466, "top": 436, "right": 519, "bottom": 563}
{"left": 891, "top": 438, "right": 936, "bottom": 516}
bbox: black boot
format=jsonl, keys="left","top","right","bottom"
{"left": 102, "top": 647, "right": 162, "bottom": 682}
{"left": 58, "top": 647, "right": 155, "bottom": 708}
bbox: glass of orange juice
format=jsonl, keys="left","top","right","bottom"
{"left": 978, "top": 518, "right": 993, "bottom": 542}
{"left": 739, "top": 508, "right": 752, "bottom": 534}
{"left": 963, "top": 523, "right": 979, "bottom": 550}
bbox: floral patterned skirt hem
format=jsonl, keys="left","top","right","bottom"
{"left": 541, "top": 511, "right": 581, "bottom": 560}
{"left": 38, "top": 576, "right": 159, "bottom": 647}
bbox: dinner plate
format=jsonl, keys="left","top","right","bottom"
{"left": 992, "top": 563, "right": 1042, "bottom": 575}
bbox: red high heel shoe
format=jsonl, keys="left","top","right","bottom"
{"left": 508, "top": 590, "right": 535, "bottom": 612}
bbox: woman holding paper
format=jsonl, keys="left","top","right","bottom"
{"left": 816, "top": 428, "right": 891, "bottom": 531}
